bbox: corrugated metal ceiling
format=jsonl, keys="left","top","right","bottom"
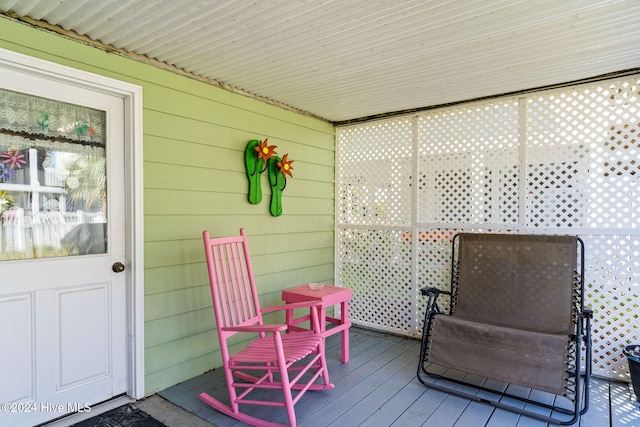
{"left": 1, "top": 0, "right": 639, "bottom": 123}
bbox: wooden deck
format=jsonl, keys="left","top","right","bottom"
{"left": 159, "top": 327, "right": 639, "bottom": 427}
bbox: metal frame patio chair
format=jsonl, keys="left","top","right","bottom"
{"left": 417, "top": 233, "right": 592, "bottom": 425}
{"left": 199, "top": 228, "right": 334, "bottom": 427}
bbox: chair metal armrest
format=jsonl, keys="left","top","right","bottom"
{"left": 223, "top": 324, "right": 288, "bottom": 333}
{"left": 582, "top": 306, "right": 593, "bottom": 318}
{"left": 420, "top": 286, "right": 451, "bottom": 297}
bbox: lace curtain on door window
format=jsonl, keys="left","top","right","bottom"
{"left": 0, "top": 88, "right": 107, "bottom": 260}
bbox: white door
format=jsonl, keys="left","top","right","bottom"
{"left": 0, "top": 64, "right": 128, "bottom": 427}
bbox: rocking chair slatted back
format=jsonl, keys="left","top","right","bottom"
{"left": 204, "top": 230, "right": 261, "bottom": 333}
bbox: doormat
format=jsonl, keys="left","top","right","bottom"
{"left": 70, "top": 403, "right": 166, "bottom": 427}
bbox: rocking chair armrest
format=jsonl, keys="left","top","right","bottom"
{"left": 260, "top": 300, "right": 323, "bottom": 314}
{"left": 420, "top": 286, "right": 451, "bottom": 297}
{"left": 222, "top": 324, "right": 288, "bottom": 333}
{"left": 261, "top": 301, "right": 325, "bottom": 334}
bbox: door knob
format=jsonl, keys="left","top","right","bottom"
{"left": 112, "top": 262, "right": 125, "bottom": 273}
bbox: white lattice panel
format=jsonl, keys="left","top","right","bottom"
{"left": 415, "top": 229, "right": 455, "bottom": 291}
{"left": 415, "top": 229, "right": 456, "bottom": 324}
{"left": 336, "top": 75, "right": 640, "bottom": 380}
{"left": 527, "top": 79, "right": 640, "bottom": 229}
{"left": 337, "top": 118, "right": 413, "bottom": 226}
{"left": 337, "top": 228, "right": 413, "bottom": 334}
{"left": 417, "top": 100, "right": 520, "bottom": 225}
{"left": 583, "top": 234, "right": 640, "bottom": 380}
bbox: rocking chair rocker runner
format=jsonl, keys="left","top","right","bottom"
{"left": 199, "top": 229, "right": 334, "bottom": 427}
{"left": 417, "top": 233, "right": 592, "bottom": 425}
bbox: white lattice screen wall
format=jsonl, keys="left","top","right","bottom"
{"left": 336, "top": 75, "right": 640, "bottom": 380}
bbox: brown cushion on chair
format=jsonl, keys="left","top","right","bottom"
{"left": 429, "top": 314, "right": 570, "bottom": 395}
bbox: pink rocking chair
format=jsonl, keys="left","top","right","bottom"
{"left": 199, "top": 229, "right": 334, "bottom": 427}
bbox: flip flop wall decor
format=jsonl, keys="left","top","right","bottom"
{"left": 243, "top": 138, "right": 294, "bottom": 216}
{"left": 268, "top": 156, "right": 285, "bottom": 217}
{"left": 244, "top": 139, "right": 264, "bottom": 204}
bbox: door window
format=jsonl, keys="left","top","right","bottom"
{"left": 0, "top": 88, "right": 107, "bottom": 260}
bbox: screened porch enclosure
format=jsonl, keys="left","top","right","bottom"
{"left": 336, "top": 75, "right": 640, "bottom": 382}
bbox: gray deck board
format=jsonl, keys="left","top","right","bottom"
{"left": 158, "top": 327, "right": 640, "bottom": 427}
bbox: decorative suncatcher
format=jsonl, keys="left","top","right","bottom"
{"left": 244, "top": 139, "right": 294, "bottom": 217}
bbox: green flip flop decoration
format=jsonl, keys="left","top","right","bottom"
{"left": 244, "top": 138, "right": 294, "bottom": 216}
{"left": 244, "top": 140, "right": 263, "bottom": 204}
{"left": 268, "top": 156, "right": 285, "bottom": 217}
{"left": 245, "top": 138, "right": 277, "bottom": 204}
{"left": 268, "top": 153, "right": 294, "bottom": 217}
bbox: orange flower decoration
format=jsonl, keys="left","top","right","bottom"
{"left": 254, "top": 138, "right": 277, "bottom": 162}
{"left": 277, "top": 154, "right": 294, "bottom": 178}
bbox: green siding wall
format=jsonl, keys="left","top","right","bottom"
{"left": 0, "top": 17, "right": 335, "bottom": 394}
